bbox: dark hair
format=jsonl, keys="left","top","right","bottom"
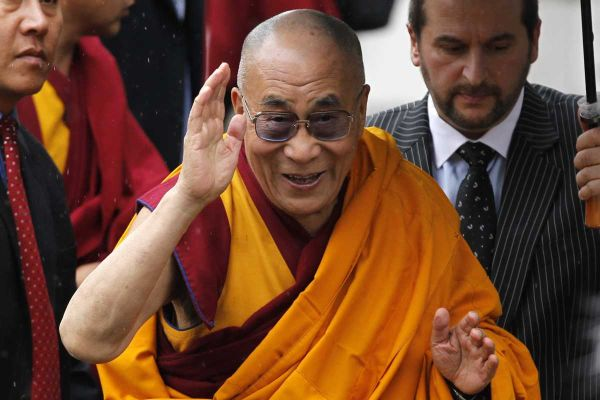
{"left": 408, "top": 0, "right": 539, "bottom": 40}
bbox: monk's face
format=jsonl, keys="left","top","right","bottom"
{"left": 410, "top": 0, "right": 540, "bottom": 139}
{"left": 62, "top": 0, "right": 134, "bottom": 37}
{"left": 0, "top": 0, "right": 62, "bottom": 113}
{"left": 233, "top": 32, "right": 369, "bottom": 233}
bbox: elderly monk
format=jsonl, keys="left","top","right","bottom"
{"left": 60, "top": 10, "right": 539, "bottom": 400}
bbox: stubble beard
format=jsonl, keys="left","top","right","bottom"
{"left": 421, "top": 59, "right": 531, "bottom": 137}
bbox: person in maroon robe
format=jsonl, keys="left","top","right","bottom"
{"left": 17, "top": 0, "right": 168, "bottom": 286}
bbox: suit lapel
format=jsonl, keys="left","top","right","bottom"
{"left": 393, "top": 97, "right": 433, "bottom": 175}
{"left": 491, "top": 85, "right": 561, "bottom": 327}
{"left": 0, "top": 186, "right": 17, "bottom": 246}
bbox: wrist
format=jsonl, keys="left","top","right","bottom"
{"left": 447, "top": 381, "right": 490, "bottom": 400}
{"left": 167, "top": 184, "right": 210, "bottom": 219}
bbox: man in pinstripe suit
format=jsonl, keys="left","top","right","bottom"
{"left": 367, "top": 0, "right": 600, "bottom": 398}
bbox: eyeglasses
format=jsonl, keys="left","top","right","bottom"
{"left": 241, "top": 96, "right": 355, "bottom": 142}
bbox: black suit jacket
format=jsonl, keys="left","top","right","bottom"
{"left": 368, "top": 84, "right": 600, "bottom": 399}
{"left": 0, "top": 124, "right": 99, "bottom": 399}
{"left": 103, "top": 0, "right": 203, "bottom": 170}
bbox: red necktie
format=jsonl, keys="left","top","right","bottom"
{"left": 1, "top": 115, "right": 61, "bottom": 400}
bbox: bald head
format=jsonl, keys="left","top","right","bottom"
{"left": 238, "top": 9, "right": 365, "bottom": 92}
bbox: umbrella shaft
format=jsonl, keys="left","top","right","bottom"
{"left": 581, "top": 0, "right": 597, "bottom": 103}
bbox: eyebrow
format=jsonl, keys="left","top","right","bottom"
{"left": 260, "top": 96, "right": 288, "bottom": 107}
{"left": 314, "top": 95, "right": 342, "bottom": 107}
{"left": 486, "top": 33, "right": 516, "bottom": 44}
{"left": 434, "top": 33, "right": 516, "bottom": 46}
{"left": 434, "top": 35, "right": 465, "bottom": 46}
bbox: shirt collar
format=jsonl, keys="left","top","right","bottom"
{"left": 429, "top": 88, "right": 524, "bottom": 168}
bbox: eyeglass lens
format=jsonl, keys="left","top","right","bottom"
{"left": 254, "top": 111, "right": 351, "bottom": 142}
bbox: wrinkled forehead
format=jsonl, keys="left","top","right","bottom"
{"left": 244, "top": 34, "right": 360, "bottom": 106}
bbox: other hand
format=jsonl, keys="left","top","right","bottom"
{"left": 575, "top": 124, "right": 600, "bottom": 201}
{"left": 431, "top": 308, "right": 498, "bottom": 395}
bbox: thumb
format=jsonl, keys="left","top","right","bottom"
{"left": 431, "top": 308, "right": 451, "bottom": 346}
{"left": 227, "top": 113, "right": 247, "bottom": 142}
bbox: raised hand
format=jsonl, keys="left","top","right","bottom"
{"left": 176, "top": 63, "right": 246, "bottom": 210}
{"left": 430, "top": 308, "right": 498, "bottom": 395}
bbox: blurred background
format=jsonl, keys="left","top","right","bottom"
{"left": 359, "top": 0, "right": 600, "bottom": 114}
{"left": 104, "top": 0, "right": 600, "bottom": 167}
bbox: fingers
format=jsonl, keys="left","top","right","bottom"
{"left": 201, "top": 63, "right": 230, "bottom": 100}
{"left": 575, "top": 126, "right": 600, "bottom": 153}
{"left": 465, "top": 323, "right": 496, "bottom": 365}
{"left": 457, "top": 312, "right": 497, "bottom": 363}
{"left": 481, "top": 352, "right": 499, "bottom": 381}
{"left": 574, "top": 141, "right": 600, "bottom": 171}
{"left": 457, "top": 311, "right": 479, "bottom": 337}
{"left": 189, "top": 63, "right": 230, "bottom": 117}
{"left": 216, "top": 65, "right": 230, "bottom": 104}
{"left": 468, "top": 326, "right": 486, "bottom": 347}
{"left": 431, "top": 308, "right": 451, "bottom": 345}
{"left": 576, "top": 166, "right": 600, "bottom": 200}
{"left": 574, "top": 129, "right": 600, "bottom": 199}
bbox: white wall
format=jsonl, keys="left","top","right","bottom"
{"left": 358, "top": 0, "right": 600, "bottom": 114}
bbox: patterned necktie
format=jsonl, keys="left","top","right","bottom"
{"left": 1, "top": 115, "right": 61, "bottom": 400}
{"left": 455, "top": 142, "right": 497, "bottom": 272}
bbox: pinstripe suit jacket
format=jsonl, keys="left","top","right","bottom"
{"left": 367, "top": 84, "right": 600, "bottom": 399}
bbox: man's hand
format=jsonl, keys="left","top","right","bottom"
{"left": 431, "top": 308, "right": 498, "bottom": 395}
{"left": 176, "top": 63, "right": 246, "bottom": 211}
{"left": 575, "top": 123, "right": 600, "bottom": 201}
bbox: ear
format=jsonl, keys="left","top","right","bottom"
{"left": 355, "top": 84, "right": 371, "bottom": 132}
{"left": 529, "top": 19, "right": 541, "bottom": 64}
{"left": 408, "top": 24, "right": 421, "bottom": 67}
{"left": 230, "top": 87, "right": 244, "bottom": 115}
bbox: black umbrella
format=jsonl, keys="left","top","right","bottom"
{"left": 580, "top": 0, "right": 600, "bottom": 227}
{"left": 581, "top": 0, "right": 598, "bottom": 112}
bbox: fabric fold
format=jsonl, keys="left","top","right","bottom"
{"left": 98, "top": 128, "right": 540, "bottom": 400}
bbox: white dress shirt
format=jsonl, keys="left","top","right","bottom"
{"left": 171, "top": 0, "right": 186, "bottom": 20}
{"left": 429, "top": 89, "right": 524, "bottom": 211}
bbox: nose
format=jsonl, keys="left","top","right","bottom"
{"left": 19, "top": 0, "right": 52, "bottom": 37}
{"left": 462, "top": 49, "right": 487, "bottom": 86}
{"left": 283, "top": 125, "right": 321, "bottom": 164}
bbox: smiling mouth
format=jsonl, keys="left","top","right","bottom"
{"left": 16, "top": 49, "right": 47, "bottom": 62}
{"left": 282, "top": 172, "right": 324, "bottom": 186}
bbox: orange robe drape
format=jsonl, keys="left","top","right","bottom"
{"left": 98, "top": 128, "right": 540, "bottom": 399}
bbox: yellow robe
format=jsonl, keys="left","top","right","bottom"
{"left": 98, "top": 128, "right": 540, "bottom": 399}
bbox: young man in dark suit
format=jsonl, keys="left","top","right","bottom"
{"left": 367, "top": 0, "right": 600, "bottom": 398}
{"left": 0, "top": 1, "right": 99, "bottom": 398}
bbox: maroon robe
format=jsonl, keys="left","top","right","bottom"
{"left": 137, "top": 150, "right": 344, "bottom": 397}
{"left": 17, "top": 37, "right": 168, "bottom": 264}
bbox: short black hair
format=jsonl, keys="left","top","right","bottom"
{"left": 408, "top": 0, "right": 539, "bottom": 40}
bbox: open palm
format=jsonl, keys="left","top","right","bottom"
{"left": 176, "top": 63, "right": 246, "bottom": 208}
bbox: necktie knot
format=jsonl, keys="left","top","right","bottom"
{"left": 457, "top": 142, "right": 496, "bottom": 168}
